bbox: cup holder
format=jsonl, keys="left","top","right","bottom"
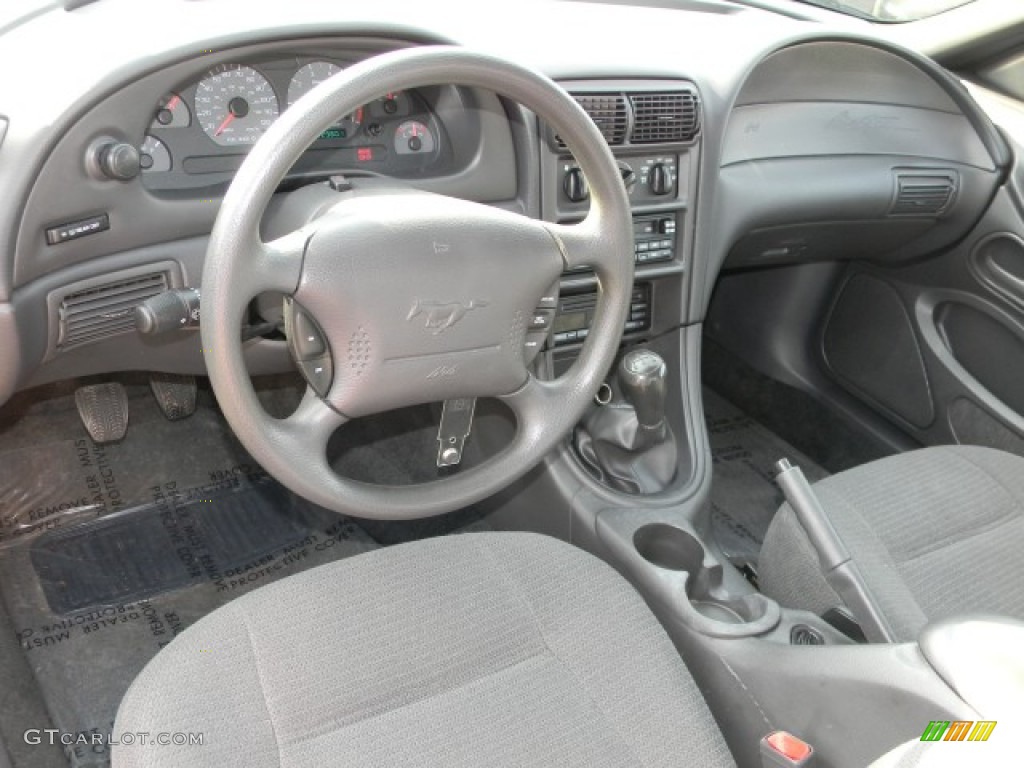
{"left": 634, "top": 523, "right": 704, "bottom": 571}
{"left": 632, "top": 522, "right": 779, "bottom": 637}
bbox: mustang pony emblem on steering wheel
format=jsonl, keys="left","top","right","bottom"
{"left": 406, "top": 299, "right": 489, "bottom": 334}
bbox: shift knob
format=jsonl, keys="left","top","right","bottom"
{"left": 619, "top": 348, "right": 668, "bottom": 430}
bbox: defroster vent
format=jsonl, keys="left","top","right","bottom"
{"left": 58, "top": 271, "right": 170, "bottom": 349}
{"left": 629, "top": 91, "right": 700, "bottom": 144}
{"left": 557, "top": 93, "right": 628, "bottom": 148}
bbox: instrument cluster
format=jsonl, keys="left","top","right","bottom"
{"left": 139, "top": 58, "right": 442, "bottom": 191}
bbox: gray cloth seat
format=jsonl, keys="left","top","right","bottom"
{"left": 760, "top": 445, "right": 1024, "bottom": 643}
{"left": 112, "top": 531, "right": 733, "bottom": 768}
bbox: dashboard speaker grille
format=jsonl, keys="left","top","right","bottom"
{"left": 629, "top": 91, "right": 700, "bottom": 144}
{"left": 891, "top": 172, "right": 957, "bottom": 216}
{"left": 556, "top": 93, "right": 627, "bottom": 148}
{"left": 58, "top": 271, "right": 169, "bottom": 349}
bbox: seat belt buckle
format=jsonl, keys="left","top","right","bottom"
{"left": 760, "top": 731, "right": 814, "bottom": 767}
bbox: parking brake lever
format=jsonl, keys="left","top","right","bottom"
{"left": 774, "top": 459, "right": 849, "bottom": 572}
{"left": 774, "top": 459, "right": 895, "bottom": 642}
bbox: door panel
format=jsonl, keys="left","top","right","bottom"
{"left": 820, "top": 184, "right": 1024, "bottom": 456}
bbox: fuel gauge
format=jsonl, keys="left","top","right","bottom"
{"left": 152, "top": 93, "right": 191, "bottom": 128}
{"left": 394, "top": 120, "right": 435, "bottom": 155}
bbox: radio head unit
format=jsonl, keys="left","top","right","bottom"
{"left": 551, "top": 284, "right": 651, "bottom": 346}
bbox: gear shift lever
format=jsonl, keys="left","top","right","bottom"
{"left": 574, "top": 348, "right": 678, "bottom": 494}
{"left": 619, "top": 348, "right": 668, "bottom": 438}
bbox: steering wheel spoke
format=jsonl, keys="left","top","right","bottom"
{"left": 273, "top": 386, "right": 348, "bottom": 456}
{"left": 499, "top": 374, "right": 572, "bottom": 446}
{"left": 544, "top": 217, "right": 609, "bottom": 274}
{"left": 245, "top": 229, "right": 309, "bottom": 297}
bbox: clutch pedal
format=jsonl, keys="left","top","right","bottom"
{"left": 149, "top": 374, "right": 197, "bottom": 421}
{"left": 75, "top": 382, "right": 129, "bottom": 444}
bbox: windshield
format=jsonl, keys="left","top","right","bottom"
{"left": 792, "top": 0, "right": 974, "bottom": 21}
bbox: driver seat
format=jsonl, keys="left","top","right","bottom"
{"left": 112, "top": 532, "right": 734, "bottom": 767}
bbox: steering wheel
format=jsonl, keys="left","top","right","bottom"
{"left": 202, "top": 46, "right": 634, "bottom": 520}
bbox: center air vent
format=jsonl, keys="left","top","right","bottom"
{"left": 556, "top": 93, "right": 627, "bottom": 148}
{"left": 891, "top": 171, "right": 957, "bottom": 216}
{"left": 629, "top": 91, "right": 700, "bottom": 144}
{"left": 57, "top": 271, "right": 170, "bottom": 349}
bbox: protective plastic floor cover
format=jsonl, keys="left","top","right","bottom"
{"left": 0, "top": 383, "right": 379, "bottom": 768}
{"left": 704, "top": 388, "right": 828, "bottom": 566}
{"left": 30, "top": 479, "right": 337, "bottom": 616}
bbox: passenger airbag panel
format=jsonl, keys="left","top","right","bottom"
{"left": 723, "top": 102, "right": 992, "bottom": 170}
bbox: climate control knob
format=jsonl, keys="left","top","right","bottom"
{"left": 649, "top": 163, "right": 672, "bottom": 196}
{"left": 563, "top": 167, "right": 589, "bottom": 203}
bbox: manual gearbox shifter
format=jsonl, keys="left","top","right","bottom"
{"left": 619, "top": 348, "right": 669, "bottom": 444}
{"left": 574, "top": 348, "right": 678, "bottom": 494}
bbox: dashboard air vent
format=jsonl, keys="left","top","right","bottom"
{"left": 58, "top": 271, "right": 169, "bottom": 349}
{"left": 891, "top": 172, "right": 957, "bottom": 216}
{"left": 557, "top": 93, "right": 627, "bottom": 148}
{"left": 629, "top": 91, "right": 700, "bottom": 144}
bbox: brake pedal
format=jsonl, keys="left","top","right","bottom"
{"left": 150, "top": 374, "right": 197, "bottom": 421}
{"left": 75, "top": 382, "right": 129, "bottom": 444}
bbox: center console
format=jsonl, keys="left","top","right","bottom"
{"left": 530, "top": 82, "right": 699, "bottom": 447}
{"left": 481, "top": 79, "right": 990, "bottom": 768}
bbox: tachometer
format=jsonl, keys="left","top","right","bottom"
{"left": 287, "top": 61, "right": 363, "bottom": 140}
{"left": 195, "top": 65, "right": 279, "bottom": 146}
{"left": 287, "top": 60, "right": 341, "bottom": 105}
{"left": 394, "top": 120, "right": 435, "bottom": 155}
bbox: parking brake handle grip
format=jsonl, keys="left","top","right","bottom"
{"left": 774, "top": 459, "right": 850, "bottom": 572}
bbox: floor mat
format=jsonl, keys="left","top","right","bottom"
{"left": 704, "top": 388, "right": 829, "bottom": 567}
{"left": 30, "top": 480, "right": 327, "bottom": 616}
{"left": 702, "top": 337, "right": 898, "bottom": 473}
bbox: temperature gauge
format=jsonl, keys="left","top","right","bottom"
{"left": 140, "top": 136, "right": 171, "bottom": 173}
{"left": 394, "top": 120, "right": 435, "bottom": 155}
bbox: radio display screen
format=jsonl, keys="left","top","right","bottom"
{"left": 553, "top": 311, "right": 587, "bottom": 334}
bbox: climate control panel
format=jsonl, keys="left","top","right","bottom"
{"left": 559, "top": 154, "right": 678, "bottom": 206}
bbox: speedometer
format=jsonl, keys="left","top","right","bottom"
{"left": 195, "top": 65, "right": 279, "bottom": 146}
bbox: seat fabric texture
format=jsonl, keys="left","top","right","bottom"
{"left": 112, "top": 531, "right": 734, "bottom": 768}
{"left": 760, "top": 445, "right": 1024, "bottom": 642}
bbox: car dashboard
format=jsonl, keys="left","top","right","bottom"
{"left": 0, "top": 0, "right": 1008, "bottom": 410}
